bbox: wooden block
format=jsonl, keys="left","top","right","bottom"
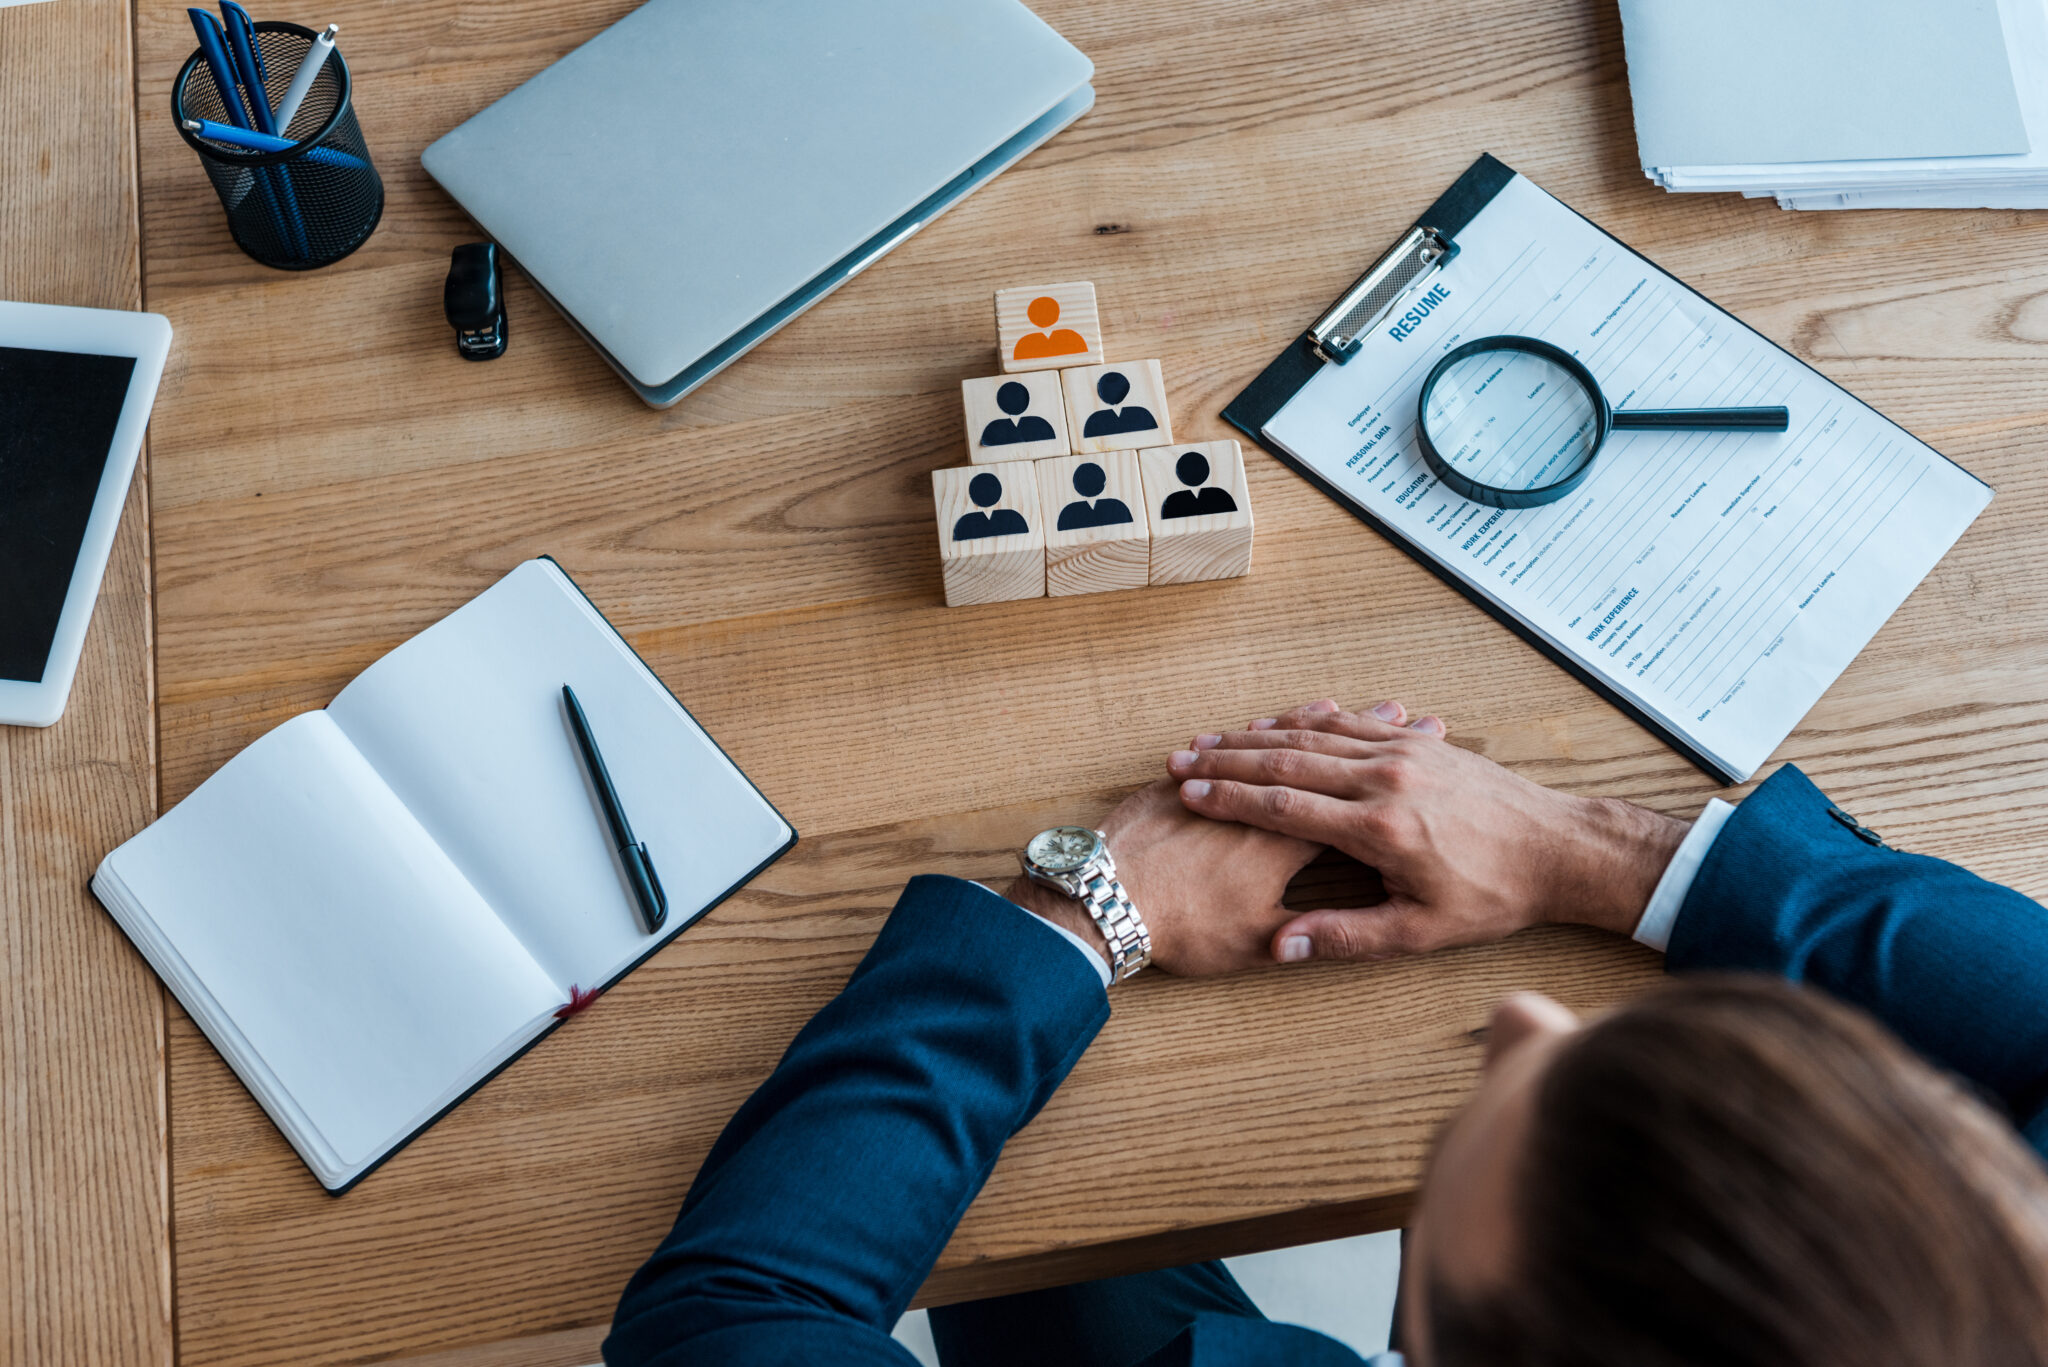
{"left": 962, "top": 371, "right": 1071, "bottom": 463}
{"left": 932, "top": 461, "right": 1045, "bottom": 606}
{"left": 995, "top": 282, "right": 1105, "bottom": 373}
{"left": 1036, "top": 452, "right": 1151, "bottom": 597}
{"left": 1061, "top": 360, "right": 1174, "bottom": 455}
{"left": 1139, "top": 440, "right": 1255, "bottom": 585}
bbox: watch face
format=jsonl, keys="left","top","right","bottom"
{"left": 1028, "top": 826, "right": 1101, "bottom": 873}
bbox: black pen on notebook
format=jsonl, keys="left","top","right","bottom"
{"left": 562, "top": 684, "right": 668, "bottom": 934}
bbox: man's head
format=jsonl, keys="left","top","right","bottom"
{"left": 1407, "top": 977, "right": 2048, "bottom": 1367}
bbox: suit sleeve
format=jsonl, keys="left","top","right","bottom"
{"left": 602, "top": 875, "right": 1110, "bottom": 1366}
{"left": 1667, "top": 764, "right": 2048, "bottom": 1156}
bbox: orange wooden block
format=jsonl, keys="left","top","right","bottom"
{"left": 995, "top": 282, "right": 1105, "bottom": 373}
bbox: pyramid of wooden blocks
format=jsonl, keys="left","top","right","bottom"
{"left": 932, "top": 280, "right": 1253, "bottom": 606}
{"left": 932, "top": 460, "right": 1045, "bottom": 606}
{"left": 995, "top": 282, "right": 1105, "bottom": 372}
{"left": 1037, "top": 452, "right": 1151, "bottom": 597}
{"left": 1139, "top": 440, "right": 1254, "bottom": 584}
{"left": 1060, "top": 360, "right": 1173, "bottom": 454}
{"left": 962, "top": 371, "right": 1070, "bottom": 462}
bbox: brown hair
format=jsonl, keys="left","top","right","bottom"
{"left": 1432, "top": 977, "right": 2048, "bottom": 1367}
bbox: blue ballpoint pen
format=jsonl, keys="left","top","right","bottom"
{"left": 213, "top": 3, "right": 311, "bottom": 258}
{"left": 221, "top": 2, "right": 266, "bottom": 82}
{"left": 219, "top": 3, "right": 276, "bottom": 133}
{"left": 181, "top": 117, "right": 368, "bottom": 172}
{"left": 188, "top": 8, "right": 297, "bottom": 257}
{"left": 187, "top": 10, "right": 251, "bottom": 131}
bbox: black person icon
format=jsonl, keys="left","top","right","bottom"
{"left": 951, "top": 471, "right": 1030, "bottom": 541}
{"left": 1056, "top": 462, "right": 1135, "bottom": 531}
{"left": 979, "top": 381, "right": 1057, "bottom": 448}
{"left": 1081, "top": 370, "right": 1159, "bottom": 439}
{"left": 1160, "top": 449, "right": 1239, "bottom": 519}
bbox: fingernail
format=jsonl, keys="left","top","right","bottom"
{"left": 1169, "top": 750, "right": 1200, "bottom": 769}
{"left": 1279, "top": 936, "right": 1313, "bottom": 963}
{"left": 1373, "top": 701, "right": 1402, "bottom": 720}
{"left": 1308, "top": 699, "right": 1340, "bottom": 713}
{"left": 1193, "top": 734, "right": 1223, "bottom": 750}
{"left": 1181, "top": 779, "right": 1212, "bottom": 799}
{"left": 1249, "top": 718, "right": 1277, "bottom": 730}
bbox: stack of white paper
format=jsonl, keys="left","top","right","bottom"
{"left": 1621, "top": 0, "right": 2048, "bottom": 210}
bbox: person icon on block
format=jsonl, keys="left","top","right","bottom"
{"left": 1081, "top": 371, "right": 1159, "bottom": 439}
{"left": 951, "top": 471, "right": 1030, "bottom": 541}
{"left": 979, "top": 382, "right": 1058, "bottom": 448}
{"left": 1160, "top": 450, "right": 1240, "bottom": 519}
{"left": 1056, "top": 462, "right": 1135, "bottom": 531}
{"left": 1012, "top": 296, "right": 1089, "bottom": 363}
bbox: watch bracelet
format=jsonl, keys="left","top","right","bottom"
{"left": 1079, "top": 869, "right": 1151, "bottom": 982}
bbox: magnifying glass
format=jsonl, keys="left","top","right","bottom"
{"left": 1413, "top": 336, "right": 1789, "bottom": 509}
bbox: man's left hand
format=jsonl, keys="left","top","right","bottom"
{"left": 1007, "top": 779, "right": 1322, "bottom": 978}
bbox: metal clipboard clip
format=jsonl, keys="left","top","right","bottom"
{"left": 1308, "top": 226, "right": 1458, "bottom": 365}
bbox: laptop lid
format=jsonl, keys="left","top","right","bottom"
{"left": 422, "top": 0, "right": 1092, "bottom": 395}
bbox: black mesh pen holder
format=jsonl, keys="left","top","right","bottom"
{"left": 173, "top": 22, "right": 383, "bottom": 271}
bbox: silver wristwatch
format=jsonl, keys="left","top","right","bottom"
{"left": 1020, "top": 826, "right": 1152, "bottom": 984}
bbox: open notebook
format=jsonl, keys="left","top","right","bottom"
{"left": 94, "top": 559, "right": 795, "bottom": 1192}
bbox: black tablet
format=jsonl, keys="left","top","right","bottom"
{"left": 0, "top": 301, "right": 172, "bottom": 726}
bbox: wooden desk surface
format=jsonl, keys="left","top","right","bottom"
{"left": 1, "top": 0, "right": 168, "bottom": 1363}
{"left": 11, "top": 0, "right": 2048, "bottom": 1362}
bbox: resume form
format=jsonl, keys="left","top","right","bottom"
{"left": 1262, "top": 173, "right": 1990, "bottom": 781}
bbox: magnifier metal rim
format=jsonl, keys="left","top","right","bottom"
{"left": 1414, "top": 335, "right": 1612, "bottom": 510}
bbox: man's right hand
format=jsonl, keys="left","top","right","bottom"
{"left": 1164, "top": 699, "right": 1689, "bottom": 966}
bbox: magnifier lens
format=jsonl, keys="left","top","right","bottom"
{"left": 1419, "top": 346, "right": 1601, "bottom": 497}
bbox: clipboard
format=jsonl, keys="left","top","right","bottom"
{"left": 1222, "top": 153, "right": 1988, "bottom": 786}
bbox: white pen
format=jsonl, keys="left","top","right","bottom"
{"left": 272, "top": 24, "right": 339, "bottom": 136}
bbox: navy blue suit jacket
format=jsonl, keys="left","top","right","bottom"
{"left": 604, "top": 765, "right": 2048, "bottom": 1365}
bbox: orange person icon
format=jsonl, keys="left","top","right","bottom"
{"left": 1012, "top": 296, "right": 1089, "bottom": 362}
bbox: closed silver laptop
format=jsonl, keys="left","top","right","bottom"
{"left": 422, "top": 0, "right": 1093, "bottom": 407}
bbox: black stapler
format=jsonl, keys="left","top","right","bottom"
{"left": 444, "top": 242, "right": 507, "bottom": 360}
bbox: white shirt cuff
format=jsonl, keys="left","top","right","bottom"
{"left": 1632, "top": 798, "right": 1736, "bottom": 953}
{"left": 975, "top": 882, "right": 1113, "bottom": 989}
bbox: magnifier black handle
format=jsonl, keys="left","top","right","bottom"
{"left": 1613, "top": 407, "right": 1790, "bottom": 431}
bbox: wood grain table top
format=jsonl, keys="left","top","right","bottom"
{"left": 11, "top": 0, "right": 2048, "bottom": 1363}
{"left": 1, "top": 0, "right": 168, "bottom": 1363}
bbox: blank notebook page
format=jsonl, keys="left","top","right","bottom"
{"left": 102, "top": 712, "right": 563, "bottom": 1171}
{"left": 326, "top": 560, "right": 793, "bottom": 989}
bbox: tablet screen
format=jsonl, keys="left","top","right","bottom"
{"left": 0, "top": 346, "right": 138, "bottom": 683}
